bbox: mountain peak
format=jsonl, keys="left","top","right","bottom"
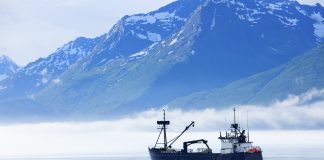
{"left": 0, "top": 54, "right": 12, "bottom": 61}
{"left": 0, "top": 54, "right": 19, "bottom": 81}
{"left": 0, "top": 54, "right": 18, "bottom": 67}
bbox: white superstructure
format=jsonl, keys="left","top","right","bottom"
{"left": 219, "top": 108, "right": 261, "bottom": 154}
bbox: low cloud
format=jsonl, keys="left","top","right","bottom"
{"left": 6, "top": 88, "right": 324, "bottom": 131}
{"left": 114, "top": 88, "right": 324, "bottom": 131}
{"left": 0, "top": 89, "right": 323, "bottom": 157}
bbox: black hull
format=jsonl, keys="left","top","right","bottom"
{"left": 149, "top": 149, "right": 263, "bottom": 160}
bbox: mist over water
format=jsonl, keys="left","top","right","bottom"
{"left": 0, "top": 124, "right": 323, "bottom": 159}
{"left": 0, "top": 90, "right": 323, "bottom": 159}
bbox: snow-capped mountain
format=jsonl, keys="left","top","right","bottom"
{"left": 34, "top": 0, "right": 324, "bottom": 118}
{"left": 0, "top": 0, "right": 324, "bottom": 120}
{"left": 0, "top": 36, "right": 102, "bottom": 99}
{"left": 117, "top": 0, "right": 324, "bottom": 109}
{"left": 0, "top": 0, "right": 204, "bottom": 117}
{"left": 0, "top": 55, "right": 19, "bottom": 81}
{"left": 81, "top": 0, "right": 203, "bottom": 70}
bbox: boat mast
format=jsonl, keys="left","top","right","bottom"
{"left": 163, "top": 109, "right": 167, "bottom": 149}
{"left": 155, "top": 109, "right": 170, "bottom": 149}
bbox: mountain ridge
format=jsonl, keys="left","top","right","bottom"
{"left": 0, "top": 0, "right": 323, "bottom": 120}
{"left": 169, "top": 43, "right": 324, "bottom": 108}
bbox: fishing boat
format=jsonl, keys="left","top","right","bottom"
{"left": 148, "top": 108, "right": 263, "bottom": 160}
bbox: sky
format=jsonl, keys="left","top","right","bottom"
{"left": 0, "top": 0, "right": 176, "bottom": 66}
{"left": 0, "top": 0, "right": 323, "bottom": 66}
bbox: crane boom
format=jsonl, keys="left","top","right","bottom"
{"left": 167, "top": 121, "right": 194, "bottom": 148}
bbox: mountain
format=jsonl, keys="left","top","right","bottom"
{"left": 114, "top": 0, "right": 324, "bottom": 110}
{"left": 0, "top": 0, "right": 204, "bottom": 119}
{"left": 169, "top": 43, "right": 324, "bottom": 108}
{"left": 0, "top": 0, "right": 324, "bottom": 120}
{"left": 0, "top": 37, "right": 102, "bottom": 100}
{"left": 35, "top": 0, "right": 324, "bottom": 117}
{"left": 34, "top": 0, "right": 204, "bottom": 117}
{"left": 125, "top": 0, "right": 324, "bottom": 107}
{"left": 82, "top": 0, "right": 203, "bottom": 71}
{"left": 0, "top": 55, "right": 19, "bottom": 81}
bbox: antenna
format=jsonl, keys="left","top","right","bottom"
{"left": 233, "top": 108, "right": 236, "bottom": 124}
{"left": 225, "top": 112, "right": 227, "bottom": 130}
{"left": 241, "top": 111, "right": 244, "bottom": 130}
{"left": 247, "top": 110, "right": 250, "bottom": 142}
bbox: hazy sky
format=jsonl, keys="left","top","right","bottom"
{"left": 0, "top": 0, "right": 323, "bottom": 66}
{"left": 0, "top": 0, "right": 176, "bottom": 66}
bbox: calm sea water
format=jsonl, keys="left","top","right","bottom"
{"left": 0, "top": 156, "right": 321, "bottom": 160}
{"left": 0, "top": 130, "right": 322, "bottom": 160}
{"left": 1, "top": 147, "right": 323, "bottom": 160}
{"left": 263, "top": 146, "right": 324, "bottom": 160}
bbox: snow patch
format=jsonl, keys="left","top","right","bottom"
{"left": 136, "top": 33, "right": 147, "bottom": 40}
{"left": 310, "top": 12, "right": 324, "bottom": 38}
{"left": 148, "top": 42, "right": 158, "bottom": 49}
{"left": 310, "top": 12, "right": 324, "bottom": 22}
{"left": 129, "top": 51, "right": 148, "bottom": 58}
{"left": 147, "top": 32, "right": 161, "bottom": 42}
{"left": 270, "top": 46, "right": 278, "bottom": 52}
{"left": 211, "top": 8, "right": 217, "bottom": 30}
{"left": 246, "top": 15, "right": 259, "bottom": 23}
{"left": 99, "top": 58, "right": 106, "bottom": 64}
{"left": 177, "top": 30, "right": 184, "bottom": 37}
{"left": 0, "top": 74, "right": 8, "bottom": 81}
{"left": 169, "top": 38, "right": 178, "bottom": 46}
{"left": 277, "top": 16, "right": 299, "bottom": 26}
{"left": 0, "top": 85, "right": 7, "bottom": 90}
{"left": 282, "top": 17, "right": 298, "bottom": 26}
{"left": 313, "top": 23, "right": 324, "bottom": 38}
{"left": 41, "top": 77, "right": 48, "bottom": 84}
{"left": 235, "top": 5, "right": 264, "bottom": 24}
{"left": 295, "top": 6, "right": 307, "bottom": 16}
{"left": 109, "top": 41, "right": 116, "bottom": 50}
{"left": 126, "top": 15, "right": 156, "bottom": 24}
{"left": 154, "top": 12, "right": 175, "bottom": 20}
{"left": 267, "top": 3, "right": 282, "bottom": 11}
{"left": 40, "top": 68, "right": 47, "bottom": 75}
{"left": 52, "top": 78, "right": 61, "bottom": 84}
{"left": 125, "top": 12, "right": 184, "bottom": 25}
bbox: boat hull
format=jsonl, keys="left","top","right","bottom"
{"left": 149, "top": 149, "right": 263, "bottom": 160}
